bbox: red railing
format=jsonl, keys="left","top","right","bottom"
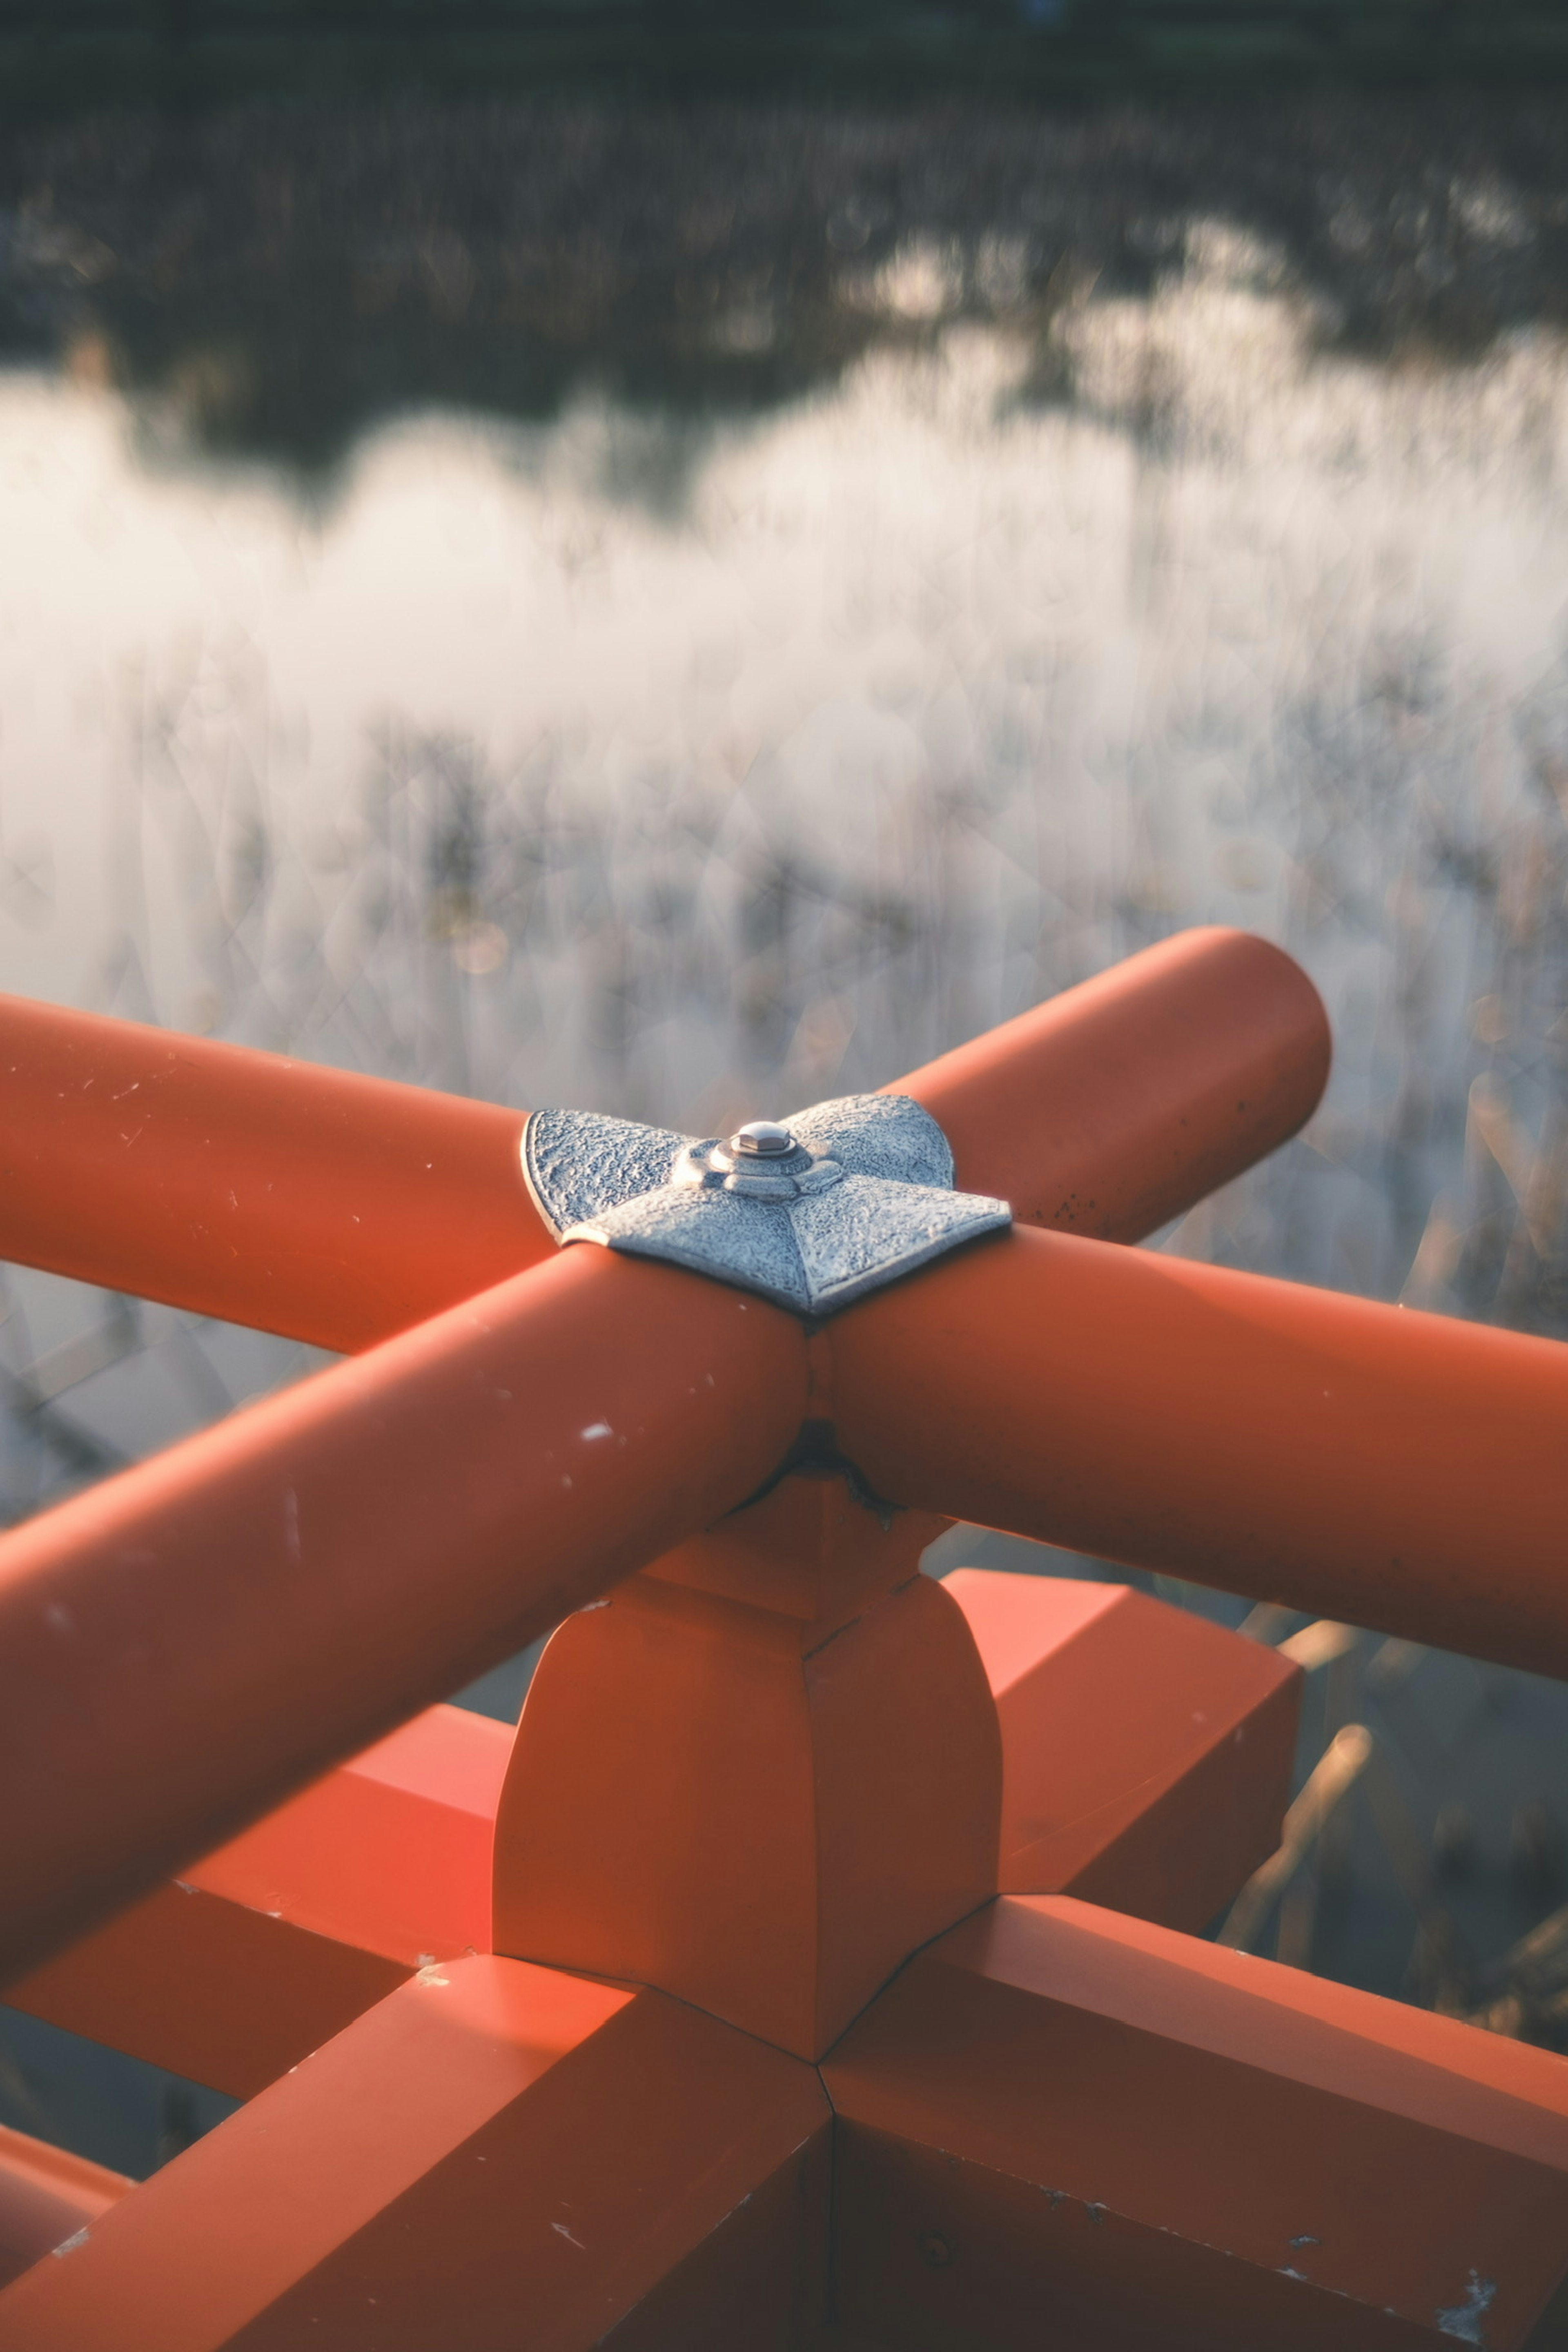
{"left": 0, "top": 927, "right": 1561, "bottom": 2352}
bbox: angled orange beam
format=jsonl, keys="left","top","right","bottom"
{"left": 945, "top": 1570, "right": 1299, "bottom": 1932}
{"left": 0, "top": 1249, "right": 804, "bottom": 1985}
{"left": 832, "top": 1225, "right": 1568, "bottom": 1678}
{"left": 0, "top": 1955, "right": 830, "bottom": 2350}
{"left": 0, "top": 2127, "right": 130, "bottom": 2293}
{"left": 825, "top": 1895, "right": 1568, "bottom": 2348}
{"left": 7, "top": 1704, "right": 511, "bottom": 2097}
{"left": 0, "top": 994, "right": 548, "bottom": 1351}
{"left": 893, "top": 926, "right": 1330, "bottom": 1241}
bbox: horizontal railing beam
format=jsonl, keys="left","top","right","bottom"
{"left": 0, "top": 996, "right": 552, "bottom": 1353}
{"left": 0, "top": 929, "right": 1327, "bottom": 1354}
{"left": 893, "top": 927, "right": 1330, "bottom": 1243}
{"left": 832, "top": 1226, "right": 1568, "bottom": 1678}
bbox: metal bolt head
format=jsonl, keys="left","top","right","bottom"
{"left": 729, "top": 1120, "right": 795, "bottom": 1160}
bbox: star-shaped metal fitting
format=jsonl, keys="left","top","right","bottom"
{"left": 521, "top": 1091, "right": 1012, "bottom": 1316}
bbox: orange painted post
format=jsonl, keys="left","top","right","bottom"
{"left": 0, "top": 1248, "right": 806, "bottom": 1984}
{"left": 0, "top": 1955, "right": 831, "bottom": 2351}
{"left": 825, "top": 1896, "right": 1568, "bottom": 2349}
{"left": 832, "top": 1225, "right": 1568, "bottom": 1675}
{"left": 0, "top": 995, "right": 552, "bottom": 1352}
{"left": 893, "top": 927, "right": 1330, "bottom": 1241}
{"left": 493, "top": 1481, "right": 1001, "bottom": 2058}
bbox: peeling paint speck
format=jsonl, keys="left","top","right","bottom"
{"left": 1436, "top": 2272, "right": 1497, "bottom": 2344}
{"left": 580, "top": 1422, "right": 613, "bottom": 1441}
{"left": 552, "top": 2222, "right": 586, "bottom": 2249}
{"left": 51, "top": 2228, "right": 89, "bottom": 2258}
{"left": 414, "top": 1964, "right": 450, "bottom": 1988}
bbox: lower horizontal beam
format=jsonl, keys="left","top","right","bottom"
{"left": 0, "top": 2128, "right": 129, "bottom": 2294}
{"left": 824, "top": 1895, "right": 1568, "bottom": 2349}
{"left": 944, "top": 1569, "right": 1299, "bottom": 1929}
{"left": 6, "top": 1704, "right": 508, "bottom": 2097}
{"left": 0, "top": 1957, "right": 831, "bottom": 2350}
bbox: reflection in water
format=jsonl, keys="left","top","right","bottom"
{"left": 3, "top": 100, "right": 1568, "bottom": 465}
{"left": 2, "top": 111, "right": 1568, "bottom": 2105}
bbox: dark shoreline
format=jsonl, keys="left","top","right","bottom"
{"left": 4, "top": 93, "right": 1568, "bottom": 468}
{"left": 2, "top": 2, "right": 1567, "bottom": 119}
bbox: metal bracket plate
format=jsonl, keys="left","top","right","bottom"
{"left": 522, "top": 1093, "right": 1011, "bottom": 1317}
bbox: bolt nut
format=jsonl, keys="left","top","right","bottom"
{"left": 728, "top": 1121, "right": 796, "bottom": 1159}
{"left": 918, "top": 2230, "right": 953, "bottom": 2270}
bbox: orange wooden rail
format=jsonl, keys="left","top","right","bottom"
{"left": 833, "top": 1224, "right": 1568, "bottom": 1678}
{"left": 896, "top": 924, "right": 1330, "bottom": 1242}
{"left": 0, "top": 998, "right": 548, "bottom": 1353}
{"left": 0, "top": 1249, "right": 803, "bottom": 1982}
{"left": 0, "top": 926, "right": 1326, "bottom": 1359}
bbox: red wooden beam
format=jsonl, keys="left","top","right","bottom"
{"left": 0, "top": 1956, "right": 830, "bottom": 2352}
{"left": 4, "top": 1703, "right": 509, "bottom": 2097}
{"left": 825, "top": 1896, "right": 1568, "bottom": 2348}
{"left": 0, "top": 2130, "right": 129, "bottom": 2295}
{"left": 0, "top": 994, "right": 549, "bottom": 1353}
{"left": 894, "top": 925, "right": 1330, "bottom": 1241}
{"left": 0, "top": 927, "right": 1327, "bottom": 1356}
{"left": 945, "top": 1568, "right": 1300, "bottom": 1931}
{"left": 832, "top": 1225, "right": 1568, "bottom": 1676}
{"left": 0, "top": 1249, "right": 805, "bottom": 1984}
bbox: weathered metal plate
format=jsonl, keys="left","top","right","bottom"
{"left": 521, "top": 1093, "right": 1011, "bottom": 1316}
